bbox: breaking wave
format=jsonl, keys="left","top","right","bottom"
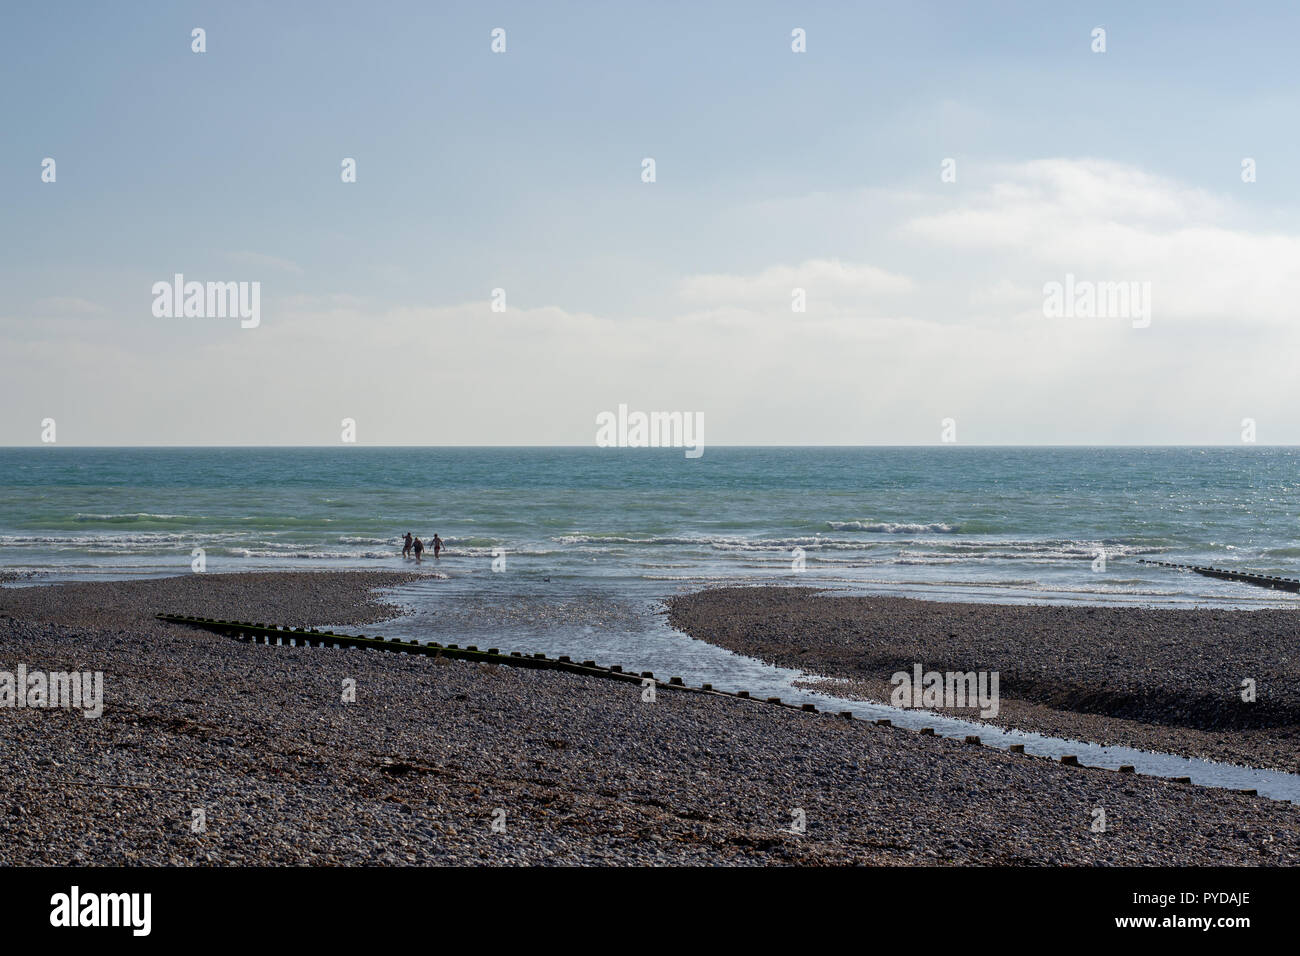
{"left": 827, "top": 520, "right": 957, "bottom": 533}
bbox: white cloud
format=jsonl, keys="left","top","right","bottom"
{"left": 678, "top": 258, "right": 913, "bottom": 311}
{"left": 6, "top": 159, "right": 1300, "bottom": 444}
{"left": 905, "top": 158, "right": 1300, "bottom": 327}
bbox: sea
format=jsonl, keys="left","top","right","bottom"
{"left": 6, "top": 445, "right": 1300, "bottom": 795}
{"left": 2, "top": 445, "right": 1297, "bottom": 607}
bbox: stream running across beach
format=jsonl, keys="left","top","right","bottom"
{"left": 371, "top": 573, "right": 1300, "bottom": 805}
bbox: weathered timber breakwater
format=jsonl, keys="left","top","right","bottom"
{"left": 1138, "top": 558, "right": 1300, "bottom": 593}
{"left": 161, "top": 613, "right": 1300, "bottom": 800}
{"left": 2, "top": 572, "right": 1298, "bottom": 865}
{"left": 667, "top": 586, "right": 1300, "bottom": 772}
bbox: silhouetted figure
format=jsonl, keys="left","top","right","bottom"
{"left": 402, "top": 532, "right": 413, "bottom": 558}
{"left": 432, "top": 534, "right": 443, "bottom": 558}
{"left": 413, "top": 537, "right": 424, "bottom": 563}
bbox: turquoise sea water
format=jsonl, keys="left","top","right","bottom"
{"left": 2, "top": 446, "right": 1299, "bottom": 608}
{"left": 10, "top": 446, "right": 1300, "bottom": 795}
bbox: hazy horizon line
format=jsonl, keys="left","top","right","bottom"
{"left": 3, "top": 444, "right": 1294, "bottom": 451}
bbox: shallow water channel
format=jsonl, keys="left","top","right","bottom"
{"left": 369, "top": 578, "right": 1300, "bottom": 805}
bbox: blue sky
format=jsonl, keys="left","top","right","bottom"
{"left": 5, "top": 1, "right": 1300, "bottom": 444}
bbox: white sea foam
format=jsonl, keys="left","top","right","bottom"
{"left": 895, "top": 540, "right": 1157, "bottom": 561}
{"left": 554, "top": 533, "right": 875, "bottom": 551}
{"left": 827, "top": 520, "right": 957, "bottom": 533}
{"left": 230, "top": 549, "right": 395, "bottom": 560}
{"left": 1, "top": 533, "right": 212, "bottom": 546}
{"left": 71, "top": 513, "right": 193, "bottom": 521}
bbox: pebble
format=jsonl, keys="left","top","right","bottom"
{"left": 0, "top": 571, "right": 1295, "bottom": 866}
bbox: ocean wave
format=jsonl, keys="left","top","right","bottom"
{"left": 0, "top": 533, "right": 208, "bottom": 546}
{"left": 1262, "top": 546, "right": 1300, "bottom": 558}
{"left": 710, "top": 539, "right": 877, "bottom": 552}
{"left": 895, "top": 540, "right": 1157, "bottom": 560}
{"left": 827, "top": 520, "right": 957, "bottom": 533}
{"left": 550, "top": 532, "right": 1162, "bottom": 563}
{"left": 554, "top": 535, "right": 719, "bottom": 546}
{"left": 554, "top": 533, "right": 879, "bottom": 552}
{"left": 229, "top": 549, "right": 396, "bottom": 560}
{"left": 72, "top": 513, "right": 193, "bottom": 522}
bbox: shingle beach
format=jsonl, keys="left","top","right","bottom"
{"left": 667, "top": 586, "right": 1300, "bottom": 771}
{"left": 1, "top": 572, "right": 1296, "bottom": 865}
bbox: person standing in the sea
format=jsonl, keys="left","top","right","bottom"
{"left": 402, "top": 532, "right": 413, "bottom": 558}
{"left": 413, "top": 536, "right": 424, "bottom": 563}
{"left": 432, "top": 534, "right": 442, "bottom": 559}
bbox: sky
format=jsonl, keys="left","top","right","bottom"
{"left": 4, "top": 1, "right": 1300, "bottom": 445}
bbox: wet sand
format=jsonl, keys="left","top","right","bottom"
{"left": 667, "top": 586, "right": 1300, "bottom": 772}
{"left": 1, "top": 572, "right": 1297, "bottom": 865}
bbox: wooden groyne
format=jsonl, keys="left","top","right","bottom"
{"left": 1137, "top": 559, "right": 1300, "bottom": 593}
{"left": 155, "top": 613, "right": 1272, "bottom": 798}
{"left": 157, "top": 613, "right": 668, "bottom": 688}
